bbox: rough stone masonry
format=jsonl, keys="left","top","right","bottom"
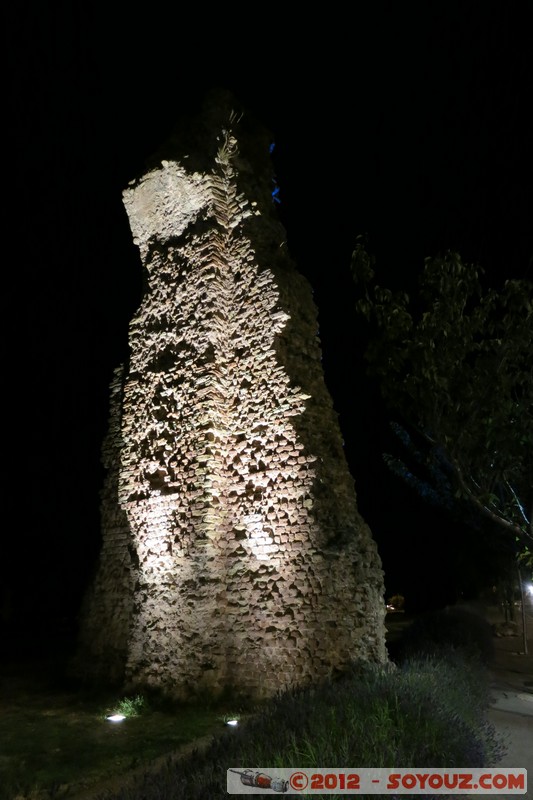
{"left": 75, "top": 92, "right": 387, "bottom": 700}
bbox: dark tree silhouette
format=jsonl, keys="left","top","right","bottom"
{"left": 352, "top": 242, "right": 532, "bottom": 645}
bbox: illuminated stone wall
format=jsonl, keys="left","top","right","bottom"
{"left": 76, "top": 94, "right": 387, "bottom": 699}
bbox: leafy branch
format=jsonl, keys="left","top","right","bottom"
{"left": 351, "top": 237, "right": 533, "bottom": 566}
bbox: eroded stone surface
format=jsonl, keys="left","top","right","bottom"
{"left": 75, "top": 94, "right": 387, "bottom": 700}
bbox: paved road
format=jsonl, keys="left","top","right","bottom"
{"left": 468, "top": 601, "right": 533, "bottom": 798}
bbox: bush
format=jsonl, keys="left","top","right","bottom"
{"left": 388, "top": 593, "right": 405, "bottom": 610}
{"left": 116, "top": 694, "right": 147, "bottom": 717}
{"left": 95, "top": 656, "right": 505, "bottom": 800}
{"left": 394, "top": 605, "right": 495, "bottom": 665}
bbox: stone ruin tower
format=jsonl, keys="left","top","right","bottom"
{"left": 76, "top": 92, "right": 387, "bottom": 700}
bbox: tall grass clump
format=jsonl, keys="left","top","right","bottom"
{"left": 96, "top": 655, "right": 505, "bottom": 800}
{"left": 115, "top": 694, "right": 147, "bottom": 717}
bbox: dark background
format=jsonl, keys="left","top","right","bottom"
{"left": 3, "top": 3, "right": 532, "bottom": 647}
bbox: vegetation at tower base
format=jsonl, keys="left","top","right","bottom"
{"left": 73, "top": 91, "right": 387, "bottom": 702}
{"left": 351, "top": 239, "right": 533, "bottom": 577}
{"left": 67, "top": 659, "right": 503, "bottom": 800}
{"left": 0, "top": 646, "right": 504, "bottom": 799}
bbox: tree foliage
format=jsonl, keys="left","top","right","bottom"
{"left": 351, "top": 239, "right": 533, "bottom": 566}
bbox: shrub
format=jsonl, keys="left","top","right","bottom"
{"left": 394, "top": 605, "right": 495, "bottom": 665}
{"left": 388, "top": 593, "right": 405, "bottom": 610}
{"left": 116, "top": 695, "right": 147, "bottom": 717}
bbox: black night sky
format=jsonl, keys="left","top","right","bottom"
{"left": 4, "top": 3, "right": 532, "bottom": 649}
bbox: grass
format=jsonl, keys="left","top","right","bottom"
{"left": 0, "top": 650, "right": 241, "bottom": 800}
